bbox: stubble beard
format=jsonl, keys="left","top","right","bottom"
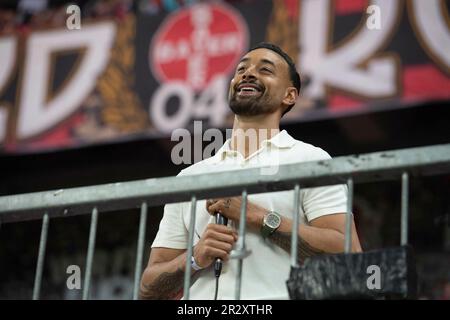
{"left": 229, "top": 91, "right": 278, "bottom": 117}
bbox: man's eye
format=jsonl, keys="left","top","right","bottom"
{"left": 237, "top": 67, "right": 245, "bottom": 73}
{"left": 261, "top": 67, "right": 273, "bottom": 73}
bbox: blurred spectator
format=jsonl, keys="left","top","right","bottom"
{"left": 0, "top": 0, "right": 135, "bottom": 31}
{"left": 90, "top": 0, "right": 133, "bottom": 19}
{"left": 137, "top": 0, "right": 258, "bottom": 15}
{"left": 0, "top": 10, "right": 16, "bottom": 34}
{"left": 18, "top": 0, "right": 48, "bottom": 14}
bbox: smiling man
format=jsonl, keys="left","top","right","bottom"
{"left": 140, "top": 42, "right": 362, "bottom": 300}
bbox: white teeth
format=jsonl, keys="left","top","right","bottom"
{"left": 240, "top": 87, "right": 257, "bottom": 92}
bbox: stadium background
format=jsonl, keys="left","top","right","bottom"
{"left": 0, "top": 0, "right": 449, "bottom": 299}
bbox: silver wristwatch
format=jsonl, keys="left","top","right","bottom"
{"left": 261, "top": 210, "right": 281, "bottom": 238}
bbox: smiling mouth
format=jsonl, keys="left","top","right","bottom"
{"left": 236, "top": 84, "right": 263, "bottom": 97}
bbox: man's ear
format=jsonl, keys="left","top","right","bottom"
{"left": 282, "top": 87, "right": 298, "bottom": 106}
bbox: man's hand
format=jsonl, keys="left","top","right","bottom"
{"left": 193, "top": 224, "right": 238, "bottom": 269}
{"left": 206, "top": 197, "right": 266, "bottom": 230}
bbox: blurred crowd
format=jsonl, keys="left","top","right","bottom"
{"left": 0, "top": 0, "right": 256, "bottom": 34}
{"left": 1, "top": 0, "right": 132, "bottom": 34}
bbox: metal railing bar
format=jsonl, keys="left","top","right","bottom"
{"left": 344, "top": 178, "right": 353, "bottom": 253}
{"left": 82, "top": 207, "right": 98, "bottom": 300}
{"left": 32, "top": 213, "right": 49, "bottom": 300}
{"left": 291, "top": 184, "right": 300, "bottom": 267}
{"left": 1, "top": 144, "right": 449, "bottom": 223}
{"left": 133, "top": 202, "right": 148, "bottom": 300}
{"left": 401, "top": 172, "right": 409, "bottom": 246}
{"left": 234, "top": 189, "right": 248, "bottom": 300}
{"left": 183, "top": 195, "right": 197, "bottom": 300}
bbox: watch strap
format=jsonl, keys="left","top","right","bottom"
{"left": 261, "top": 224, "right": 274, "bottom": 238}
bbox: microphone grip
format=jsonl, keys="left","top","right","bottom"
{"left": 215, "top": 212, "right": 228, "bottom": 226}
{"left": 214, "top": 212, "right": 228, "bottom": 277}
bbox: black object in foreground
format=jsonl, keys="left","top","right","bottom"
{"left": 286, "top": 245, "right": 417, "bottom": 300}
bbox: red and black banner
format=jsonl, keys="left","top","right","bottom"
{"left": 0, "top": 0, "right": 449, "bottom": 154}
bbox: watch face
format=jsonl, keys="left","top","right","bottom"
{"left": 266, "top": 212, "right": 281, "bottom": 228}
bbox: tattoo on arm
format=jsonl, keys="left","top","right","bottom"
{"left": 139, "top": 268, "right": 184, "bottom": 300}
{"left": 269, "top": 231, "right": 324, "bottom": 265}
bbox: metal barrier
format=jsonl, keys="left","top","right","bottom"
{"left": 0, "top": 143, "right": 449, "bottom": 299}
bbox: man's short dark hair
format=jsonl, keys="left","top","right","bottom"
{"left": 248, "top": 42, "right": 301, "bottom": 116}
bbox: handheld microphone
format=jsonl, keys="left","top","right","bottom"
{"left": 214, "top": 212, "right": 228, "bottom": 278}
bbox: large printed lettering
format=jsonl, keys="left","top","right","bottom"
{"left": 0, "top": 36, "right": 16, "bottom": 143}
{"left": 150, "top": 76, "right": 229, "bottom": 133}
{"left": 150, "top": 82, "right": 193, "bottom": 134}
{"left": 408, "top": 0, "right": 450, "bottom": 73}
{"left": 300, "top": 0, "right": 401, "bottom": 99}
{"left": 17, "top": 22, "right": 116, "bottom": 139}
{"left": 0, "top": 1, "right": 449, "bottom": 153}
{"left": 0, "top": 108, "right": 7, "bottom": 143}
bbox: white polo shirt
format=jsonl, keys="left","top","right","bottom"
{"left": 152, "top": 130, "right": 348, "bottom": 300}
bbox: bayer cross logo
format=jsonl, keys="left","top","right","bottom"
{"left": 150, "top": 3, "right": 248, "bottom": 91}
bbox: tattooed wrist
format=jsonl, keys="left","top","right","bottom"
{"left": 139, "top": 268, "right": 184, "bottom": 300}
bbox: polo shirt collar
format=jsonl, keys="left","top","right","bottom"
{"left": 211, "top": 130, "right": 296, "bottom": 163}
{"left": 263, "top": 129, "right": 297, "bottom": 149}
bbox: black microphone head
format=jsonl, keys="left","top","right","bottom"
{"left": 214, "top": 259, "right": 223, "bottom": 278}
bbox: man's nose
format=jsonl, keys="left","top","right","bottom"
{"left": 242, "top": 66, "right": 256, "bottom": 80}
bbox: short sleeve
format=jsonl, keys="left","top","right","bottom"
{"left": 151, "top": 202, "right": 189, "bottom": 249}
{"left": 301, "top": 147, "right": 348, "bottom": 222}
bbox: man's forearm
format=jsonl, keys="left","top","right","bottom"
{"left": 268, "top": 229, "right": 325, "bottom": 265}
{"left": 140, "top": 267, "right": 184, "bottom": 299}
{"left": 248, "top": 210, "right": 355, "bottom": 264}
{"left": 268, "top": 220, "right": 358, "bottom": 264}
{"left": 139, "top": 252, "right": 192, "bottom": 300}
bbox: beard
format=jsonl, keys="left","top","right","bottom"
{"left": 228, "top": 90, "right": 278, "bottom": 117}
